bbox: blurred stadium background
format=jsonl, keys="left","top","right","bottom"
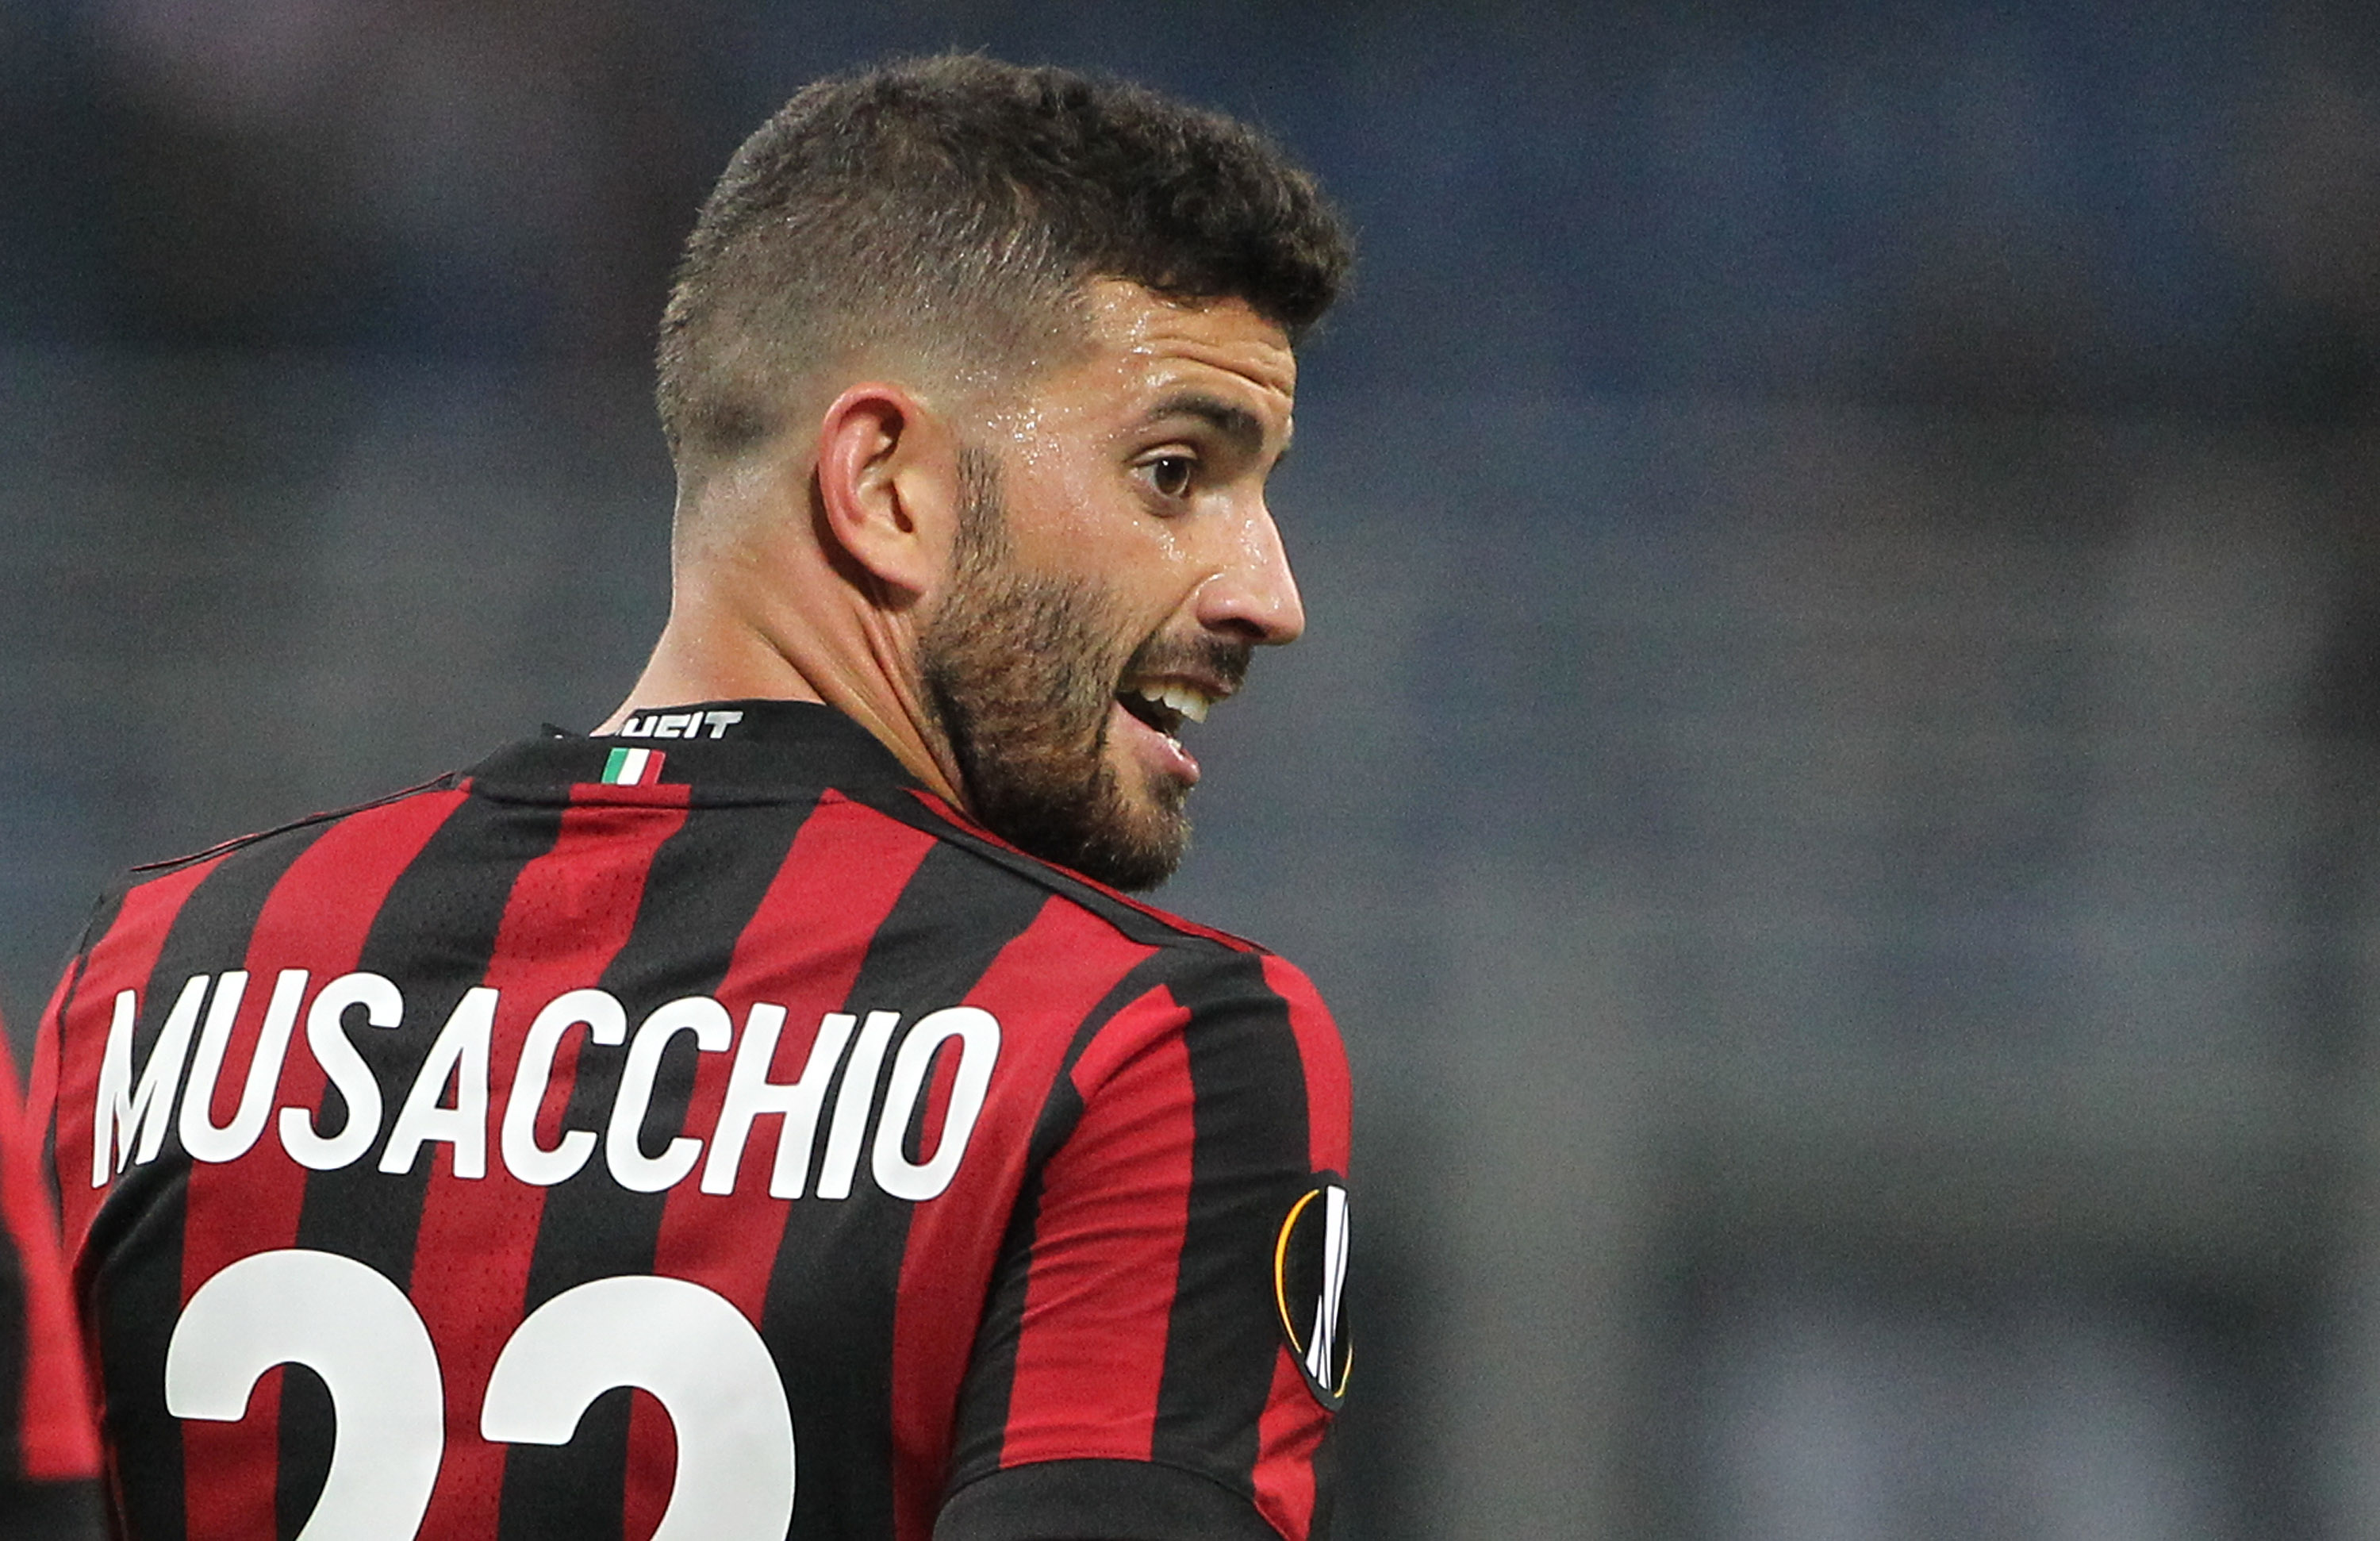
{"left": 10, "top": 2, "right": 2380, "bottom": 1536}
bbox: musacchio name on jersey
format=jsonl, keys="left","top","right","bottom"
{"left": 90, "top": 974, "right": 998, "bottom": 1204}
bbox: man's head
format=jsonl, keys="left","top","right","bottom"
{"left": 645, "top": 57, "right": 1351, "bottom": 889}
{"left": 657, "top": 54, "right": 1349, "bottom": 471}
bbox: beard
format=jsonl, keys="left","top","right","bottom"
{"left": 916, "top": 450, "right": 1244, "bottom": 890}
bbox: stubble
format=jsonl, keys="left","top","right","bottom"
{"left": 916, "top": 450, "right": 1195, "bottom": 890}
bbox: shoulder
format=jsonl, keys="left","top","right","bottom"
{"left": 56, "top": 773, "right": 472, "bottom": 1006}
{"left": 111, "top": 772, "right": 470, "bottom": 900}
{"left": 874, "top": 786, "right": 1340, "bottom": 1027}
{"left": 859, "top": 785, "right": 1285, "bottom": 956}
{"left": 850, "top": 786, "right": 1347, "bottom": 1105}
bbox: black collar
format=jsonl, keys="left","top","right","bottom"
{"left": 467, "top": 699, "right": 922, "bottom": 798}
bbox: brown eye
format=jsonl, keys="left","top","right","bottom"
{"left": 1142, "top": 455, "right": 1196, "bottom": 500}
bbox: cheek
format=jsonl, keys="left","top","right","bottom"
{"left": 1005, "top": 456, "right": 1103, "bottom": 546}
{"left": 1016, "top": 476, "right": 1190, "bottom": 576}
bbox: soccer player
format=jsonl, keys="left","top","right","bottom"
{"left": 0, "top": 1021, "right": 103, "bottom": 1539}
{"left": 37, "top": 55, "right": 1354, "bottom": 1541}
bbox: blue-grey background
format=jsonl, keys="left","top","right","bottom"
{"left": 10, "top": 2, "right": 2380, "bottom": 1536}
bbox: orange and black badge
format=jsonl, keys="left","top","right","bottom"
{"left": 1273, "top": 1176, "right": 1351, "bottom": 1410}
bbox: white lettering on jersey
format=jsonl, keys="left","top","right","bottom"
{"left": 182, "top": 969, "right": 306, "bottom": 1164}
{"left": 93, "top": 974, "right": 209, "bottom": 1186}
{"left": 701, "top": 1006, "right": 853, "bottom": 1200}
{"left": 813, "top": 1010, "right": 900, "bottom": 1201}
{"left": 502, "top": 989, "right": 627, "bottom": 1186}
{"left": 168, "top": 1249, "right": 447, "bottom": 1539}
{"left": 279, "top": 972, "right": 404, "bottom": 1170}
{"left": 170, "top": 1251, "right": 794, "bottom": 1539}
{"left": 378, "top": 988, "right": 497, "bottom": 1178}
{"left": 871, "top": 1007, "right": 1000, "bottom": 1202}
{"left": 89, "top": 974, "right": 1003, "bottom": 1201}
{"left": 606, "top": 997, "right": 731, "bottom": 1193}
{"left": 612, "top": 708, "right": 745, "bottom": 741}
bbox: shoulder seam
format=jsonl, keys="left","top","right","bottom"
{"left": 126, "top": 770, "right": 468, "bottom": 877}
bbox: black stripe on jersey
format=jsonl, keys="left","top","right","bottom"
{"left": 944, "top": 951, "right": 1184, "bottom": 1487}
{"left": 0, "top": 1191, "right": 25, "bottom": 1485}
{"left": 936, "top": 1458, "right": 1279, "bottom": 1541}
{"left": 1308, "top": 1414, "right": 1341, "bottom": 1540}
{"left": 1151, "top": 951, "right": 1310, "bottom": 1493}
{"left": 0, "top": 1477, "right": 107, "bottom": 1541}
{"left": 286, "top": 794, "right": 567, "bottom": 1277}
{"left": 80, "top": 826, "right": 329, "bottom": 1541}
{"left": 497, "top": 792, "right": 819, "bottom": 1541}
{"left": 765, "top": 841, "right": 1049, "bottom": 1541}
{"left": 281, "top": 794, "right": 564, "bottom": 1541}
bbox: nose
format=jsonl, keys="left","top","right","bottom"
{"left": 1194, "top": 499, "right": 1306, "bottom": 646}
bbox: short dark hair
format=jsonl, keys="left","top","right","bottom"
{"left": 655, "top": 54, "right": 1353, "bottom": 465}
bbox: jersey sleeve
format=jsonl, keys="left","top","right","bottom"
{"left": 0, "top": 1016, "right": 106, "bottom": 1541}
{"left": 936, "top": 949, "right": 1351, "bottom": 1541}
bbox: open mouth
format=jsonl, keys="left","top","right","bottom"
{"left": 1116, "top": 680, "right": 1215, "bottom": 740}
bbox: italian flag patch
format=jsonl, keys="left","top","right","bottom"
{"left": 601, "top": 746, "right": 663, "bottom": 786}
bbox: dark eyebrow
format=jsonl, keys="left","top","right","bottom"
{"left": 1142, "top": 390, "right": 1274, "bottom": 459}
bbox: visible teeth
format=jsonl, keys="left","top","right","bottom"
{"left": 1131, "top": 683, "right": 1214, "bottom": 724}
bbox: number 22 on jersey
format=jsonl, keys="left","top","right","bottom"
{"left": 164, "top": 1248, "right": 796, "bottom": 1539}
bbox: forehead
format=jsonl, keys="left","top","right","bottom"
{"left": 1013, "top": 280, "right": 1298, "bottom": 431}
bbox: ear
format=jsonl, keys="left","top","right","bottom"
{"left": 813, "top": 382, "right": 962, "bottom": 603}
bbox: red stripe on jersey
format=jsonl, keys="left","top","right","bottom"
{"left": 1252, "top": 1348, "right": 1323, "bottom": 1540}
{"left": 888, "top": 902, "right": 1161, "bottom": 1541}
{"left": 0, "top": 1032, "right": 100, "bottom": 1482}
{"left": 25, "top": 954, "right": 79, "bottom": 1254}
{"left": 27, "top": 958, "right": 79, "bottom": 1172}
{"left": 177, "top": 790, "right": 468, "bottom": 1540}
{"left": 646, "top": 795, "right": 935, "bottom": 1311}
{"left": 46, "top": 855, "right": 228, "bottom": 1255}
{"left": 1262, "top": 956, "right": 1351, "bottom": 1176}
{"left": 570, "top": 780, "right": 692, "bottom": 808}
{"left": 990, "top": 986, "right": 1196, "bottom": 1477}
{"left": 631, "top": 796, "right": 936, "bottom": 1538}
{"left": 409, "top": 795, "right": 688, "bottom": 1539}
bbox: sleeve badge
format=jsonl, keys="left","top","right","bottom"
{"left": 1273, "top": 1176, "right": 1351, "bottom": 1410}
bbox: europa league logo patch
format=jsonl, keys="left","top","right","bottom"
{"left": 1273, "top": 1178, "right": 1351, "bottom": 1410}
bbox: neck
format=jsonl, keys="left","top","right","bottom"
{"left": 599, "top": 579, "right": 965, "bottom": 808}
{"left": 597, "top": 602, "right": 825, "bottom": 728}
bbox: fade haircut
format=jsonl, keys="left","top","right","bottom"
{"left": 654, "top": 54, "right": 1353, "bottom": 467}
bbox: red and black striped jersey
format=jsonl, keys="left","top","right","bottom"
{"left": 36, "top": 701, "right": 1351, "bottom": 1541}
{"left": 0, "top": 1022, "right": 104, "bottom": 1539}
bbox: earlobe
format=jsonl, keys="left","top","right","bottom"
{"left": 814, "top": 383, "right": 958, "bottom": 603}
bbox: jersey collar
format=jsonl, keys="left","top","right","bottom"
{"left": 468, "top": 699, "right": 923, "bottom": 798}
